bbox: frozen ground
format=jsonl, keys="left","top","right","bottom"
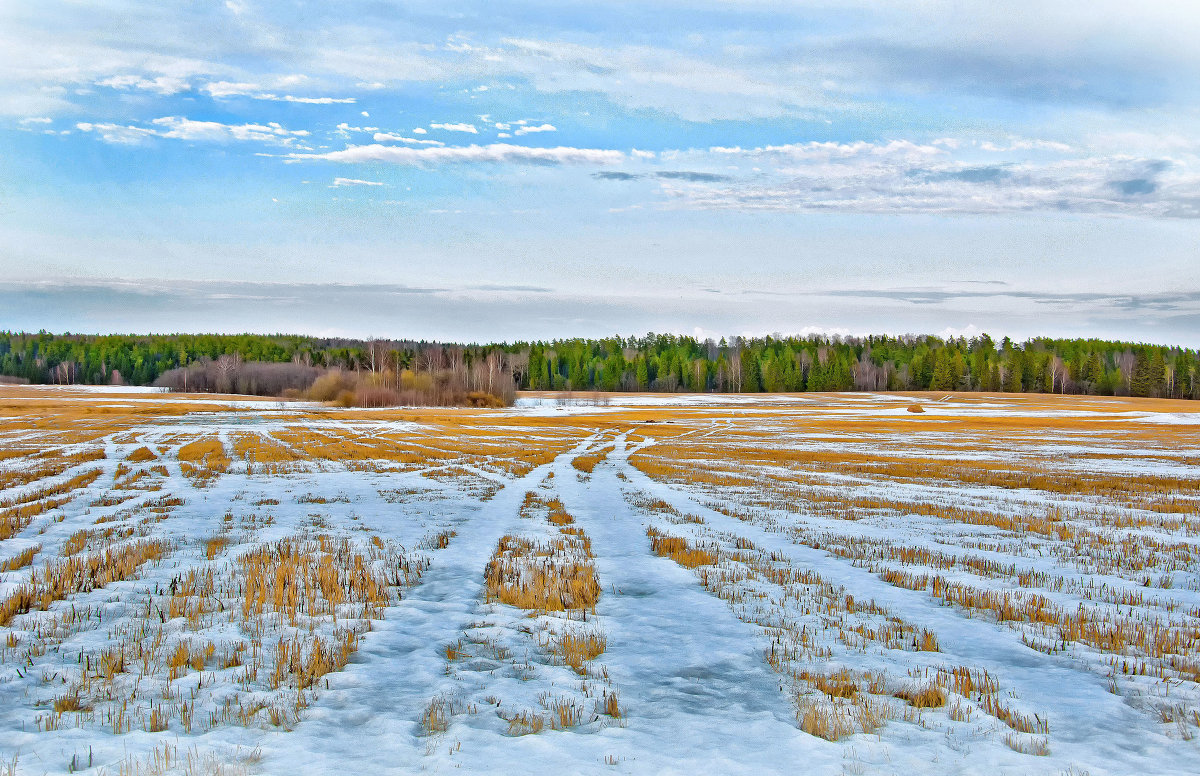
{"left": 0, "top": 388, "right": 1198, "bottom": 775}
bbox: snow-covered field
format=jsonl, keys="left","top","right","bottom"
{"left": 1, "top": 387, "right": 1199, "bottom": 775}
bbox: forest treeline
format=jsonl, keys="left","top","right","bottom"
{"left": 0, "top": 330, "right": 1197, "bottom": 401}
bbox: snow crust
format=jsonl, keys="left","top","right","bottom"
{"left": 1, "top": 388, "right": 1198, "bottom": 774}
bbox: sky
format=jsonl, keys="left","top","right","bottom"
{"left": 1, "top": 1, "right": 1199, "bottom": 346}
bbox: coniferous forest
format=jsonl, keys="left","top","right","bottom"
{"left": 0, "top": 331, "right": 1196, "bottom": 402}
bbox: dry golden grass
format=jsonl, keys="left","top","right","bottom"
{"left": 0, "top": 447, "right": 104, "bottom": 491}
{"left": 795, "top": 694, "right": 891, "bottom": 741}
{"left": 0, "top": 545, "right": 39, "bottom": 572}
{"left": 600, "top": 689, "right": 622, "bottom": 718}
{"left": 0, "top": 496, "right": 71, "bottom": 540}
{"left": 204, "top": 535, "right": 231, "bottom": 559}
{"left": 420, "top": 696, "right": 450, "bottom": 735}
{"left": 178, "top": 436, "right": 231, "bottom": 487}
{"left": 4, "top": 388, "right": 1196, "bottom": 756}
{"left": 646, "top": 527, "right": 718, "bottom": 568}
{"left": 0, "top": 540, "right": 168, "bottom": 626}
{"left": 546, "top": 498, "right": 574, "bottom": 526}
{"left": 502, "top": 709, "right": 545, "bottom": 736}
{"left": 623, "top": 393, "right": 1200, "bottom": 735}
{"left": 269, "top": 630, "right": 361, "bottom": 690}
{"left": 543, "top": 694, "right": 585, "bottom": 730}
{"left": 231, "top": 432, "right": 304, "bottom": 475}
{"left": 484, "top": 534, "right": 600, "bottom": 613}
{"left": 572, "top": 446, "right": 609, "bottom": 474}
{"left": 549, "top": 627, "right": 607, "bottom": 675}
{"left": 62, "top": 525, "right": 137, "bottom": 556}
{"left": 894, "top": 683, "right": 947, "bottom": 708}
{"left": 125, "top": 446, "right": 157, "bottom": 462}
{"left": 239, "top": 536, "right": 422, "bottom": 623}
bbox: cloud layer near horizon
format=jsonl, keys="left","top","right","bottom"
{"left": 3, "top": 1, "right": 1199, "bottom": 342}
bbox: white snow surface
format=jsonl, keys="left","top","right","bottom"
{"left": 0, "top": 388, "right": 1198, "bottom": 774}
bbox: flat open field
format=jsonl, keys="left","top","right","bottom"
{"left": 1, "top": 386, "right": 1199, "bottom": 775}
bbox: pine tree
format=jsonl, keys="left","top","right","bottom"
{"left": 987, "top": 364, "right": 1001, "bottom": 391}
{"left": 1131, "top": 351, "right": 1152, "bottom": 397}
{"left": 1004, "top": 352, "right": 1023, "bottom": 393}
{"left": 1085, "top": 352, "right": 1103, "bottom": 391}
{"left": 1148, "top": 350, "right": 1166, "bottom": 397}
{"left": 929, "top": 350, "right": 955, "bottom": 391}
{"left": 763, "top": 357, "right": 785, "bottom": 392}
{"left": 740, "top": 349, "right": 762, "bottom": 392}
{"left": 807, "top": 359, "right": 825, "bottom": 392}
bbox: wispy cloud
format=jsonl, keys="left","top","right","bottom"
{"left": 6, "top": 278, "right": 1197, "bottom": 344}
{"left": 74, "top": 122, "right": 159, "bottom": 145}
{"left": 592, "top": 170, "right": 732, "bottom": 182}
{"left": 5, "top": 0, "right": 1200, "bottom": 344}
{"left": 372, "top": 132, "right": 445, "bottom": 146}
{"left": 653, "top": 171, "right": 730, "bottom": 182}
{"left": 287, "top": 143, "right": 624, "bottom": 166}
{"left": 814, "top": 287, "right": 1200, "bottom": 315}
{"left": 202, "top": 81, "right": 354, "bottom": 103}
{"left": 514, "top": 123, "right": 556, "bottom": 135}
{"left": 98, "top": 74, "right": 191, "bottom": 95}
{"left": 75, "top": 116, "right": 310, "bottom": 146}
{"left": 654, "top": 140, "right": 1200, "bottom": 218}
{"left": 152, "top": 116, "right": 309, "bottom": 143}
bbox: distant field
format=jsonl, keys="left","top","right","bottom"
{"left": 1, "top": 386, "right": 1198, "bottom": 775}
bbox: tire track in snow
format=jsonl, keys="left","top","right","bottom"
{"left": 269, "top": 432, "right": 608, "bottom": 774}
{"left": 612, "top": 429, "right": 1196, "bottom": 775}
{"left": 548, "top": 431, "right": 845, "bottom": 776}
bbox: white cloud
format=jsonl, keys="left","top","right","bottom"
{"left": 97, "top": 74, "right": 191, "bottom": 95}
{"left": 287, "top": 143, "right": 625, "bottom": 166}
{"left": 412, "top": 127, "right": 427, "bottom": 134}
{"left": 430, "top": 122, "right": 478, "bottom": 133}
{"left": 76, "top": 117, "right": 310, "bottom": 146}
{"left": 499, "top": 38, "right": 830, "bottom": 121}
{"left": 980, "top": 138, "right": 1073, "bottom": 153}
{"left": 74, "top": 122, "right": 158, "bottom": 145}
{"left": 372, "top": 132, "right": 444, "bottom": 146}
{"left": 653, "top": 138, "right": 1198, "bottom": 218}
{"left": 202, "top": 81, "right": 354, "bottom": 103}
{"left": 152, "top": 116, "right": 309, "bottom": 144}
{"left": 20, "top": 117, "right": 52, "bottom": 125}
{"left": 280, "top": 94, "right": 355, "bottom": 104}
{"left": 332, "top": 177, "right": 385, "bottom": 187}
{"left": 203, "top": 81, "right": 260, "bottom": 98}
{"left": 514, "top": 123, "right": 556, "bottom": 135}
{"left": 709, "top": 140, "right": 944, "bottom": 162}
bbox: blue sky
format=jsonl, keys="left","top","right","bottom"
{"left": 2, "top": 1, "right": 1199, "bottom": 344}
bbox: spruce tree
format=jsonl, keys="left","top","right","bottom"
{"left": 930, "top": 350, "right": 955, "bottom": 390}
{"left": 1004, "top": 353, "right": 1023, "bottom": 392}
{"left": 1131, "top": 351, "right": 1151, "bottom": 397}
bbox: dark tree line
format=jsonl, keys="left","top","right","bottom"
{"left": 517, "top": 334, "right": 1198, "bottom": 399}
{"left": 1, "top": 330, "right": 1197, "bottom": 400}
